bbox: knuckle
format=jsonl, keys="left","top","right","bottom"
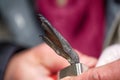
{"left": 90, "top": 69, "right": 102, "bottom": 80}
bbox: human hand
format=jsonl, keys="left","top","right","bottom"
{"left": 4, "top": 43, "right": 69, "bottom": 80}
{"left": 4, "top": 43, "right": 97, "bottom": 80}
{"left": 61, "top": 59, "right": 120, "bottom": 80}
{"left": 75, "top": 50, "right": 97, "bottom": 68}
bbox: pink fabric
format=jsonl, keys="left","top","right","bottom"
{"left": 36, "top": 0, "right": 105, "bottom": 58}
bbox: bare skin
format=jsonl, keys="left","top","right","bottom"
{"left": 4, "top": 43, "right": 97, "bottom": 80}
{"left": 62, "top": 59, "right": 120, "bottom": 80}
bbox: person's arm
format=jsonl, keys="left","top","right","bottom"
{"left": 0, "top": 42, "right": 24, "bottom": 80}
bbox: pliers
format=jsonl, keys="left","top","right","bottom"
{"left": 38, "top": 14, "right": 79, "bottom": 65}
{"left": 38, "top": 14, "right": 88, "bottom": 79}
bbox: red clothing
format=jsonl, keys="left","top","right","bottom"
{"left": 36, "top": 0, "right": 105, "bottom": 58}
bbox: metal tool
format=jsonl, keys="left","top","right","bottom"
{"left": 38, "top": 14, "right": 88, "bottom": 79}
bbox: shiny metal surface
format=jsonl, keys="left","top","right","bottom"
{"left": 58, "top": 63, "right": 88, "bottom": 80}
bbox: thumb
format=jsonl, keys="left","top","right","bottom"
{"left": 61, "top": 59, "right": 120, "bottom": 80}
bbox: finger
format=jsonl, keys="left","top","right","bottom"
{"left": 62, "top": 59, "right": 120, "bottom": 80}
{"left": 75, "top": 50, "right": 97, "bottom": 68}
{"left": 29, "top": 43, "right": 69, "bottom": 72}
{"left": 80, "top": 55, "right": 97, "bottom": 68}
